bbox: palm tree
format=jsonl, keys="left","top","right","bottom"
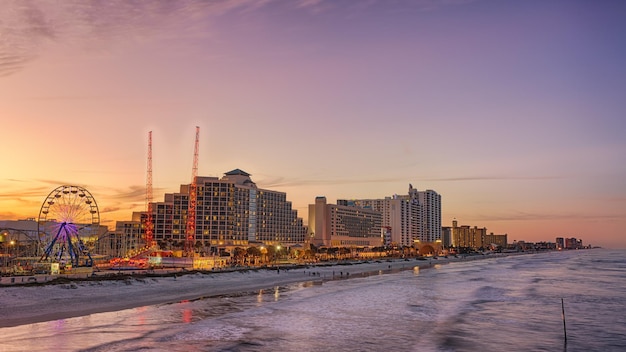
{"left": 233, "top": 247, "right": 246, "bottom": 265}
{"left": 246, "top": 246, "right": 262, "bottom": 265}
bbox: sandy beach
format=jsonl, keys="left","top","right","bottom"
{"left": 0, "top": 255, "right": 492, "bottom": 328}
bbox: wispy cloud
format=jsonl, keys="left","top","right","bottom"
{"left": 0, "top": 0, "right": 475, "bottom": 76}
{"left": 258, "top": 176, "right": 406, "bottom": 188}
{"left": 421, "top": 175, "right": 564, "bottom": 182}
{"left": 0, "top": 0, "right": 220, "bottom": 76}
{"left": 0, "top": 210, "right": 24, "bottom": 219}
{"left": 0, "top": 187, "right": 51, "bottom": 199}
{"left": 103, "top": 185, "right": 146, "bottom": 202}
{"left": 472, "top": 211, "right": 624, "bottom": 222}
{"left": 257, "top": 174, "right": 562, "bottom": 188}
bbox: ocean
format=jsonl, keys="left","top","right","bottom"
{"left": 1, "top": 249, "right": 624, "bottom": 352}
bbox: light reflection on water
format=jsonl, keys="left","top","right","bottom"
{"left": 1, "top": 250, "right": 625, "bottom": 352}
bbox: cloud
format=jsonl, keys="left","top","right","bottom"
{"left": 0, "top": 187, "right": 51, "bottom": 199}
{"left": 0, "top": 0, "right": 477, "bottom": 76}
{"left": 0, "top": 0, "right": 205, "bottom": 76}
{"left": 258, "top": 176, "right": 406, "bottom": 188}
{"left": 0, "top": 211, "right": 22, "bottom": 220}
{"left": 421, "top": 175, "right": 564, "bottom": 182}
{"left": 100, "top": 206, "right": 122, "bottom": 214}
{"left": 257, "top": 174, "right": 562, "bottom": 188}
{"left": 472, "top": 211, "right": 624, "bottom": 222}
{"left": 105, "top": 185, "right": 146, "bottom": 202}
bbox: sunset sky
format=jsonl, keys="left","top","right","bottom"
{"left": 1, "top": 0, "right": 625, "bottom": 248}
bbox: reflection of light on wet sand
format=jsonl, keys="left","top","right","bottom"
{"left": 182, "top": 309, "right": 192, "bottom": 323}
{"left": 434, "top": 264, "right": 441, "bottom": 270}
{"left": 257, "top": 289, "right": 264, "bottom": 303}
{"left": 180, "top": 300, "right": 192, "bottom": 323}
{"left": 135, "top": 306, "right": 147, "bottom": 326}
{"left": 413, "top": 266, "right": 420, "bottom": 275}
{"left": 52, "top": 319, "right": 65, "bottom": 331}
{"left": 274, "top": 286, "right": 280, "bottom": 301}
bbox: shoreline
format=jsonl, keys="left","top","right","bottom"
{"left": 0, "top": 254, "right": 514, "bottom": 328}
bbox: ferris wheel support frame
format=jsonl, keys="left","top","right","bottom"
{"left": 37, "top": 185, "right": 100, "bottom": 267}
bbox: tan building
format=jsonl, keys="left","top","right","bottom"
{"left": 449, "top": 220, "right": 507, "bottom": 250}
{"left": 308, "top": 197, "right": 383, "bottom": 248}
{"left": 451, "top": 219, "right": 487, "bottom": 249}
{"left": 484, "top": 232, "right": 508, "bottom": 249}
{"left": 119, "top": 169, "right": 307, "bottom": 252}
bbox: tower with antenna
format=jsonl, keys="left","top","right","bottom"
{"left": 144, "top": 131, "right": 154, "bottom": 247}
{"left": 185, "top": 126, "right": 200, "bottom": 255}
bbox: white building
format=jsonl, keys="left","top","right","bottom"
{"left": 416, "top": 189, "right": 442, "bottom": 243}
{"left": 348, "top": 185, "right": 441, "bottom": 247}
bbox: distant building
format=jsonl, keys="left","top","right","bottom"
{"left": 308, "top": 196, "right": 383, "bottom": 248}
{"left": 564, "top": 237, "right": 583, "bottom": 249}
{"left": 556, "top": 237, "right": 565, "bottom": 249}
{"left": 555, "top": 237, "right": 584, "bottom": 250}
{"left": 441, "top": 226, "right": 452, "bottom": 248}
{"left": 451, "top": 219, "right": 488, "bottom": 250}
{"left": 484, "top": 232, "right": 508, "bottom": 249}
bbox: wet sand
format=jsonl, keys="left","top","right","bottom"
{"left": 0, "top": 255, "right": 491, "bottom": 328}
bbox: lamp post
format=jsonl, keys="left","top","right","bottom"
{"left": 3, "top": 236, "right": 7, "bottom": 273}
{"left": 8, "top": 240, "right": 15, "bottom": 271}
{"left": 2, "top": 232, "right": 14, "bottom": 273}
{"left": 260, "top": 246, "right": 266, "bottom": 265}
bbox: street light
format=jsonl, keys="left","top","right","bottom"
{"left": 9, "top": 240, "right": 15, "bottom": 265}
{"left": 260, "top": 246, "right": 267, "bottom": 264}
{"left": 2, "top": 233, "right": 14, "bottom": 272}
{"left": 275, "top": 245, "right": 281, "bottom": 264}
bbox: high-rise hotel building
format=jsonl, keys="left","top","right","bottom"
{"left": 308, "top": 196, "right": 383, "bottom": 247}
{"left": 417, "top": 189, "right": 442, "bottom": 243}
{"left": 130, "top": 169, "right": 307, "bottom": 250}
{"left": 349, "top": 185, "right": 441, "bottom": 247}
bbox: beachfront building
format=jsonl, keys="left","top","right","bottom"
{"left": 555, "top": 237, "right": 584, "bottom": 250}
{"left": 308, "top": 197, "right": 383, "bottom": 248}
{"left": 117, "top": 169, "right": 307, "bottom": 253}
{"left": 450, "top": 219, "right": 507, "bottom": 250}
{"left": 484, "top": 232, "right": 508, "bottom": 249}
{"left": 416, "top": 189, "right": 442, "bottom": 243}
{"left": 451, "top": 219, "right": 486, "bottom": 249}
{"left": 349, "top": 195, "right": 419, "bottom": 247}
{"left": 441, "top": 226, "right": 452, "bottom": 248}
{"left": 347, "top": 185, "right": 441, "bottom": 247}
{"left": 97, "top": 220, "right": 143, "bottom": 257}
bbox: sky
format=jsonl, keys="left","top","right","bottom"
{"left": 1, "top": 0, "right": 625, "bottom": 248}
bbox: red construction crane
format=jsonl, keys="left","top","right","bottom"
{"left": 144, "top": 131, "right": 155, "bottom": 247}
{"left": 185, "top": 126, "right": 200, "bottom": 255}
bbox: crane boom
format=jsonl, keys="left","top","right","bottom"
{"left": 185, "top": 126, "right": 200, "bottom": 255}
{"left": 145, "top": 131, "right": 154, "bottom": 247}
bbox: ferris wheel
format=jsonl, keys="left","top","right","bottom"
{"left": 37, "top": 185, "right": 100, "bottom": 267}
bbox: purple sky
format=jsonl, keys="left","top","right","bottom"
{"left": 1, "top": 0, "right": 625, "bottom": 247}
